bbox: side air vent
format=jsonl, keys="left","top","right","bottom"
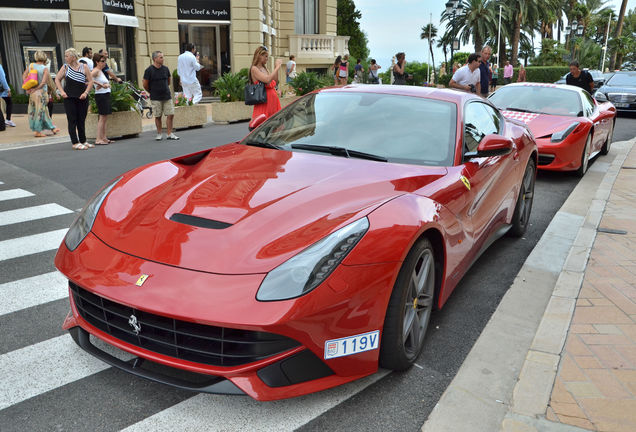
{"left": 170, "top": 213, "right": 232, "bottom": 229}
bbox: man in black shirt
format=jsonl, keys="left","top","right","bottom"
{"left": 565, "top": 61, "right": 594, "bottom": 94}
{"left": 143, "top": 51, "right": 179, "bottom": 141}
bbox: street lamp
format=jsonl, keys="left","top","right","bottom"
{"left": 445, "top": 0, "right": 463, "bottom": 66}
{"left": 564, "top": 20, "right": 585, "bottom": 60}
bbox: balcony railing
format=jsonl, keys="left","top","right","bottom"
{"left": 288, "top": 34, "right": 350, "bottom": 62}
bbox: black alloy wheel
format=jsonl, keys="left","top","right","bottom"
{"left": 509, "top": 158, "right": 536, "bottom": 237}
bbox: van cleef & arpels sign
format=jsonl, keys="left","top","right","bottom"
{"left": 177, "top": 0, "right": 230, "bottom": 21}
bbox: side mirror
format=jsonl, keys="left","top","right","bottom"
{"left": 464, "top": 134, "right": 513, "bottom": 159}
{"left": 248, "top": 114, "right": 267, "bottom": 131}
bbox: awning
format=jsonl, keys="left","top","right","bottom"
{"left": 0, "top": 7, "right": 69, "bottom": 22}
{"left": 104, "top": 12, "right": 139, "bottom": 28}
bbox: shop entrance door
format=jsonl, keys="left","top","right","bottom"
{"left": 179, "top": 24, "right": 230, "bottom": 96}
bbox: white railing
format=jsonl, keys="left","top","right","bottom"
{"left": 288, "top": 34, "right": 350, "bottom": 60}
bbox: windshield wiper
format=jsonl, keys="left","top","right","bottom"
{"left": 291, "top": 144, "right": 387, "bottom": 162}
{"left": 504, "top": 107, "right": 535, "bottom": 113}
{"left": 243, "top": 140, "right": 281, "bottom": 150}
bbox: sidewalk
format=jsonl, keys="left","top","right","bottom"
{"left": 423, "top": 138, "right": 636, "bottom": 432}
{"left": 0, "top": 104, "right": 215, "bottom": 149}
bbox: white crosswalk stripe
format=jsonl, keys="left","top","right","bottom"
{"left": 0, "top": 334, "right": 132, "bottom": 410}
{"left": 0, "top": 188, "right": 34, "bottom": 201}
{"left": 0, "top": 203, "right": 74, "bottom": 227}
{"left": 0, "top": 272, "right": 69, "bottom": 316}
{"left": 123, "top": 371, "right": 390, "bottom": 432}
{"left": 0, "top": 228, "right": 67, "bottom": 261}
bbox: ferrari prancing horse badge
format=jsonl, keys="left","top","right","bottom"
{"left": 135, "top": 274, "right": 149, "bottom": 286}
{"left": 460, "top": 175, "right": 471, "bottom": 191}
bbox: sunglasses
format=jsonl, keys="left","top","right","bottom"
{"left": 261, "top": 46, "right": 268, "bottom": 52}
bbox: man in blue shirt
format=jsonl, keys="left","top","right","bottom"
{"left": 478, "top": 46, "right": 492, "bottom": 98}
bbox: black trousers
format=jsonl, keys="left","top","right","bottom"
{"left": 64, "top": 97, "right": 88, "bottom": 144}
{"left": 2, "top": 96, "right": 12, "bottom": 120}
{"left": 0, "top": 103, "right": 5, "bottom": 131}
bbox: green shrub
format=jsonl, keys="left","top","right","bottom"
{"left": 289, "top": 71, "right": 327, "bottom": 96}
{"left": 504, "top": 66, "right": 570, "bottom": 84}
{"left": 213, "top": 71, "right": 247, "bottom": 102}
{"left": 438, "top": 74, "right": 452, "bottom": 88}
{"left": 172, "top": 69, "right": 181, "bottom": 92}
{"left": 88, "top": 82, "right": 139, "bottom": 114}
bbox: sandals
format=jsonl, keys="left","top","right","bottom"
{"left": 52, "top": 128, "right": 60, "bottom": 134}
{"left": 95, "top": 141, "right": 109, "bottom": 145}
{"left": 72, "top": 143, "right": 89, "bottom": 150}
{"left": 34, "top": 132, "right": 46, "bottom": 137}
{"left": 84, "top": 142, "right": 95, "bottom": 148}
{"left": 107, "top": 139, "right": 115, "bottom": 144}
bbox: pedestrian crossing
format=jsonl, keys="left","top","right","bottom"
{"left": 0, "top": 178, "right": 389, "bottom": 431}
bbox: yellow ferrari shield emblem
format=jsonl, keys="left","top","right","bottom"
{"left": 460, "top": 176, "right": 471, "bottom": 191}
{"left": 135, "top": 274, "right": 149, "bottom": 286}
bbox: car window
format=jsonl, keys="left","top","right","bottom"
{"left": 246, "top": 92, "right": 458, "bottom": 167}
{"left": 464, "top": 102, "right": 499, "bottom": 153}
{"left": 489, "top": 85, "right": 582, "bottom": 117}
{"left": 581, "top": 91, "right": 595, "bottom": 116}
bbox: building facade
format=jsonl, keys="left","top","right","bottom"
{"left": 0, "top": 0, "right": 349, "bottom": 95}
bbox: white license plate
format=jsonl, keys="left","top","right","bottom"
{"left": 324, "top": 330, "right": 380, "bottom": 359}
{"left": 615, "top": 103, "right": 629, "bottom": 108}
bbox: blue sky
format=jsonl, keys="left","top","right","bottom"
{"left": 355, "top": 0, "right": 631, "bottom": 70}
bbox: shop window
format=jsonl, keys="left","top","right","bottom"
{"left": 104, "top": 25, "right": 125, "bottom": 78}
{"left": 295, "top": 0, "right": 318, "bottom": 34}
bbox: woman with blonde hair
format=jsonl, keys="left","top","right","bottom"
{"left": 249, "top": 46, "right": 282, "bottom": 124}
{"left": 23, "top": 50, "right": 59, "bottom": 137}
{"left": 55, "top": 47, "right": 93, "bottom": 150}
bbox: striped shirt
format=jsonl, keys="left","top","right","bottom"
{"left": 65, "top": 64, "right": 87, "bottom": 83}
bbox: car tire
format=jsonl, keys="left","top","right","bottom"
{"left": 600, "top": 121, "right": 613, "bottom": 155}
{"left": 379, "top": 237, "right": 436, "bottom": 371}
{"left": 509, "top": 158, "right": 536, "bottom": 237}
{"left": 575, "top": 134, "right": 592, "bottom": 177}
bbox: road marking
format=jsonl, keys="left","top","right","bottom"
{"left": 0, "top": 188, "right": 34, "bottom": 202}
{"left": 0, "top": 334, "right": 131, "bottom": 410}
{"left": 122, "top": 370, "right": 391, "bottom": 432}
{"left": 0, "top": 229, "right": 67, "bottom": 261}
{"left": 0, "top": 272, "right": 69, "bottom": 316}
{"left": 0, "top": 203, "right": 74, "bottom": 227}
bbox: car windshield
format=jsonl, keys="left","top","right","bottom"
{"left": 244, "top": 92, "right": 457, "bottom": 167}
{"left": 606, "top": 73, "right": 636, "bottom": 87}
{"left": 489, "top": 86, "right": 582, "bottom": 117}
{"left": 588, "top": 70, "right": 603, "bottom": 79}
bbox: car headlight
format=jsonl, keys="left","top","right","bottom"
{"left": 64, "top": 177, "right": 122, "bottom": 251}
{"left": 550, "top": 122, "right": 579, "bottom": 143}
{"left": 594, "top": 91, "right": 608, "bottom": 102}
{"left": 256, "top": 217, "right": 369, "bottom": 301}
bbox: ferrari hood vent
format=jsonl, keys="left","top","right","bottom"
{"left": 169, "top": 213, "right": 232, "bottom": 229}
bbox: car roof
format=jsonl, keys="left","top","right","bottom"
{"left": 315, "top": 84, "right": 482, "bottom": 105}
{"left": 496, "top": 82, "right": 584, "bottom": 95}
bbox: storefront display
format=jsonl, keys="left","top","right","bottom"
{"left": 101, "top": 0, "right": 137, "bottom": 81}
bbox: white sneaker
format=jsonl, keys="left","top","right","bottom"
{"left": 5, "top": 120, "right": 16, "bottom": 127}
{"left": 155, "top": 133, "right": 163, "bottom": 141}
{"left": 167, "top": 133, "right": 180, "bottom": 140}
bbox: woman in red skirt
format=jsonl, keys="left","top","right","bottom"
{"left": 249, "top": 46, "right": 283, "bottom": 122}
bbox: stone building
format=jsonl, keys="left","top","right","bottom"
{"left": 0, "top": 0, "right": 349, "bottom": 95}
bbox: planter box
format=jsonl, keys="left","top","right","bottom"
{"left": 173, "top": 104, "right": 207, "bottom": 129}
{"left": 210, "top": 96, "right": 301, "bottom": 124}
{"left": 86, "top": 110, "right": 142, "bottom": 139}
{"left": 12, "top": 103, "right": 65, "bottom": 115}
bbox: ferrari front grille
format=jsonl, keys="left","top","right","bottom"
{"left": 70, "top": 283, "right": 300, "bottom": 367}
{"left": 538, "top": 154, "right": 555, "bottom": 166}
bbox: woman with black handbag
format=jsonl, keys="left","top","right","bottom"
{"left": 248, "top": 46, "right": 282, "bottom": 126}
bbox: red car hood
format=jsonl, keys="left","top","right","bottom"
{"left": 502, "top": 111, "right": 583, "bottom": 139}
{"left": 93, "top": 144, "right": 446, "bottom": 274}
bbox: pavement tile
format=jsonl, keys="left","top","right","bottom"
{"left": 570, "top": 324, "right": 598, "bottom": 334}
{"left": 592, "top": 324, "right": 623, "bottom": 335}
{"left": 617, "top": 324, "right": 636, "bottom": 343}
{"left": 573, "top": 356, "right": 603, "bottom": 370}
{"left": 584, "top": 369, "right": 632, "bottom": 398}
{"left": 579, "top": 399, "right": 636, "bottom": 431}
{"left": 551, "top": 377, "right": 577, "bottom": 404}
{"left": 572, "top": 305, "right": 632, "bottom": 324}
{"left": 576, "top": 299, "right": 592, "bottom": 306}
{"left": 550, "top": 401, "right": 587, "bottom": 419}
{"left": 612, "top": 370, "right": 636, "bottom": 383}
{"left": 594, "top": 284, "right": 636, "bottom": 315}
{"left": 565, "top": 334, "right": 594, "bottom": 356}
{"left": 579, "top": 334, "right": 632, "bottom": 345}
{"left": 579, "top": 284, "right": 604, "bottom": 299}
{"left": 564, "top": 381, "right": 602, "bottom": 398}
{"left": 614, "top": 345, "right": 636, "bottom": 366}
{"left": 555, "top": 416, "right": 595, "bottom": 430}
{"left": 589, "top": 298, "right": 615, "bottom": 306}
{"left": 559, "top": 353, "right": 589, "bottom": 382}
{"left": 545, "top": 406, "right": 559, "bottom": 422}
{"left": 589, "top": 344, "right": 632, "bottom": 370}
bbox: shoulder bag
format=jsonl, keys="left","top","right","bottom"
{"left": 22, "top": 64, "right": 39, "bottom": 90}
{"left": 245, "top": 81, "right": 267, "bottom": 106}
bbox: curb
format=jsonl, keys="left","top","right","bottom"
{"left": 422, "top": 138, "right": 636, "bottom": 432}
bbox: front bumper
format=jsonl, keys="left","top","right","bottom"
{"left": 535, "top": 132, "right": 586, "bottom": 172}
{"left": 56, "top": 232, "right": 400, "bottom": 400}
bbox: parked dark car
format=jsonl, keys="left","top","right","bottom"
{"left": 555, "top": 69, "right": 605, "bottom": 91}
{"left": 594, "top": 71, "right": 636, "bottom": 112}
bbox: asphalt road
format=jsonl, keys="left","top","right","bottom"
{"left": 0, "top": 112, "right": 634, "bottom": 431}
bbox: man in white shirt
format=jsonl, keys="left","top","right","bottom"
{"left": 177, "top": 43, "right": 204, "bottom": 104}
{"left": 78, "top": 47, "right": 94, "bottom": 71}
{"left": 450, "top": 53, "right": 482, "bottom": 94}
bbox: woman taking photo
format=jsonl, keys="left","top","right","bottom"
{"left": 332, "top": 55, "right": 342, "bottom": 86}
{"left": 338, "top": 54, "right": 349, "bottom": 85}
{"left": 249, "top": 46, "right": 282, "bottom": 124}
{"left": 91, "top": 53, "right": 114, "bottom": 145}
{"left": 393, "top": 52, "right": 408, "bottom": 85}
{"left": 55, "top": 48, "right": 93, "bottom": 150}
{"left": 23, "top": 51, "right": 59, "bottom": 137}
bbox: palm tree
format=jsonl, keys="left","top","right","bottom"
{"left": 421, "top": 24, "right": 438, "bottom": 74}
{"left": 506, "top": 0, "right": 559, "bottom": 65}
{"left": 610, "top": 0, "right": 629, "bottom": 69}
{"left": 437, "top": 30, "right": 454, "bottom": 67}
{"left": 442, "top": 0, "right": 497, "bottom": 53}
